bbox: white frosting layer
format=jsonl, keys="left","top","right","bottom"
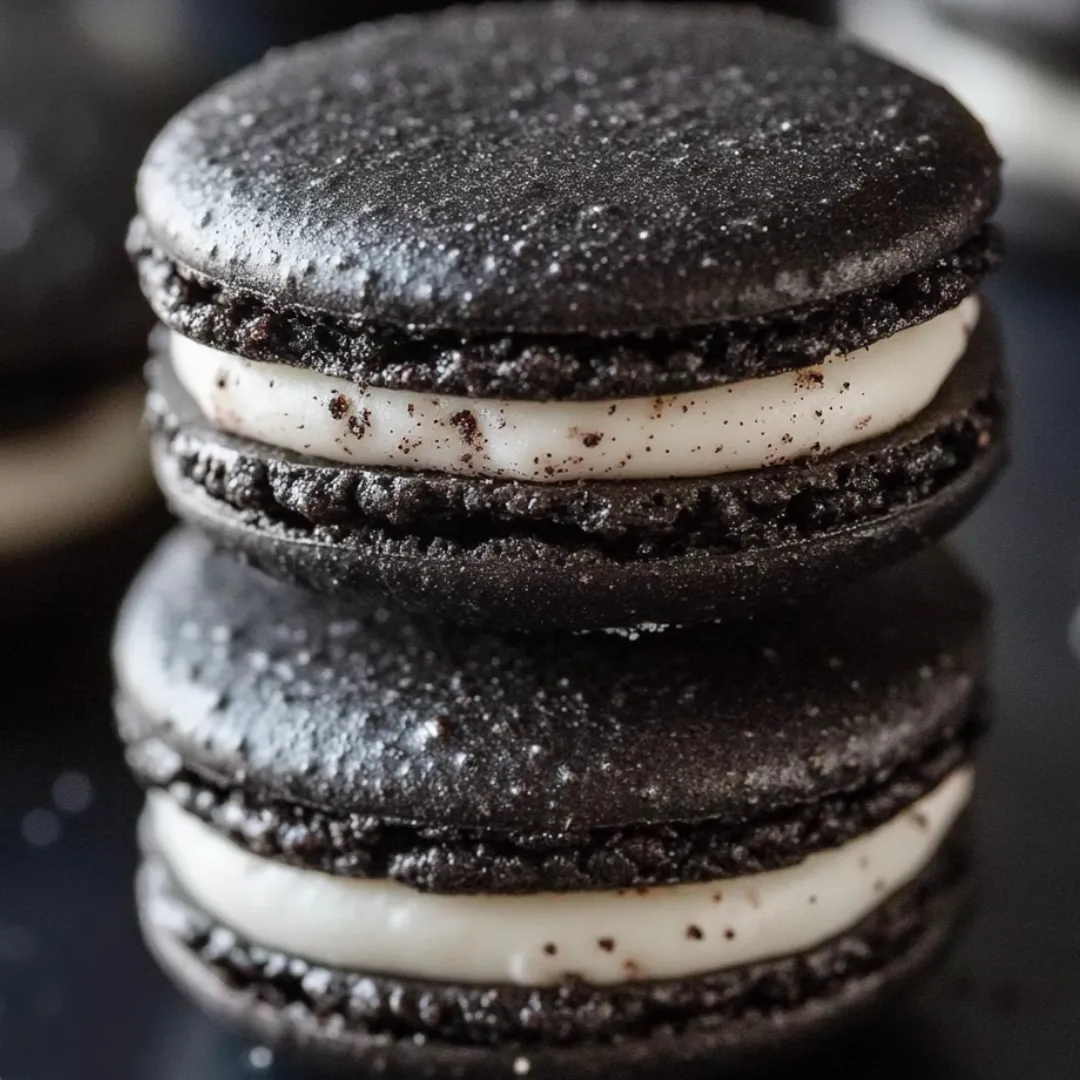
{"left": 0, "top": 382, "right": 149, "bottom": 559}
{"left": 170, "top": 298, "right": 977, "bottom": 483}
{"left": 151, "top": 768, "right": 972, "bottom": 988}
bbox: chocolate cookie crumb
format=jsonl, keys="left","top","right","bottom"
{"left": 347, "top": 409, "right": 372, "bottom": 439}
{"left": 450, "top": 410, "right": 482, "bottom": 448}
{"left": 795, "top": 370, "right": 825, "bottom": 390}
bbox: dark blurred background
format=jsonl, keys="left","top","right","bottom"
{"left": 1, "top": 1, "right": 1079, "bottom": 1078}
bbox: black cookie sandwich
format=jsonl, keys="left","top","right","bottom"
{"left": 134, "top": 3, "right": 1006, "bottom": 630}
{"left": 115, "top": 528, "right": 987, "bottom": 1077}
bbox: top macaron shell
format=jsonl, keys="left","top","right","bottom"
{"left": 134, "top": 2, "right": 1000, "bottom": 341}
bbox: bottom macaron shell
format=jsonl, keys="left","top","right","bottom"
{"left": 149, "top": 315, "right": 1006, "bottom": 630}
{"left": 138, "top": 833, "right": 971, "bottom": 1080}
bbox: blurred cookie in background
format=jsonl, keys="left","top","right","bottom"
{"left": 845, "top": 0, "right": 1080, "bottom": 254}
{"left": 219, "top": 0, "right": 836, "bottom": 50}
{"left": 0, "top": 1, "right": 211, "bottom": 623}
{"left": 753, "top": 0, "right": 836, "bottom": 23}
{"left": 932, "top": 0, "right": 1080, "bottom": 76}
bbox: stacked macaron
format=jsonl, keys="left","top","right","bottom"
{"left": 113, "top": 4, "right": 1006, "bottom": 1075}
{"left": 117, "top": 531, "right": 987, "bottom": 1076}
{"left": 134, "top": 2, "right": 1005, "bottom": 632}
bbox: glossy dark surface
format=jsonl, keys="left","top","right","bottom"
{"left": 2, "top": 247, "right": 1078, "bottom": 1078}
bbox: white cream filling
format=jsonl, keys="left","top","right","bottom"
{"left": 170, "top": 298, "right": 978, "bottom": 484}
{"left": 0, "top": 382, "right": 150, "bottom": 559}
{"left": 151, "top": 768, "right": 972, "bottom": 988}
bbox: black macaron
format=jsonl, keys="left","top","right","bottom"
{"left": 133, "top": 3, "right": 1006, "bottom": 630}
{"left": 115, "top": 527, "right": 986, "bottom": 1076}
